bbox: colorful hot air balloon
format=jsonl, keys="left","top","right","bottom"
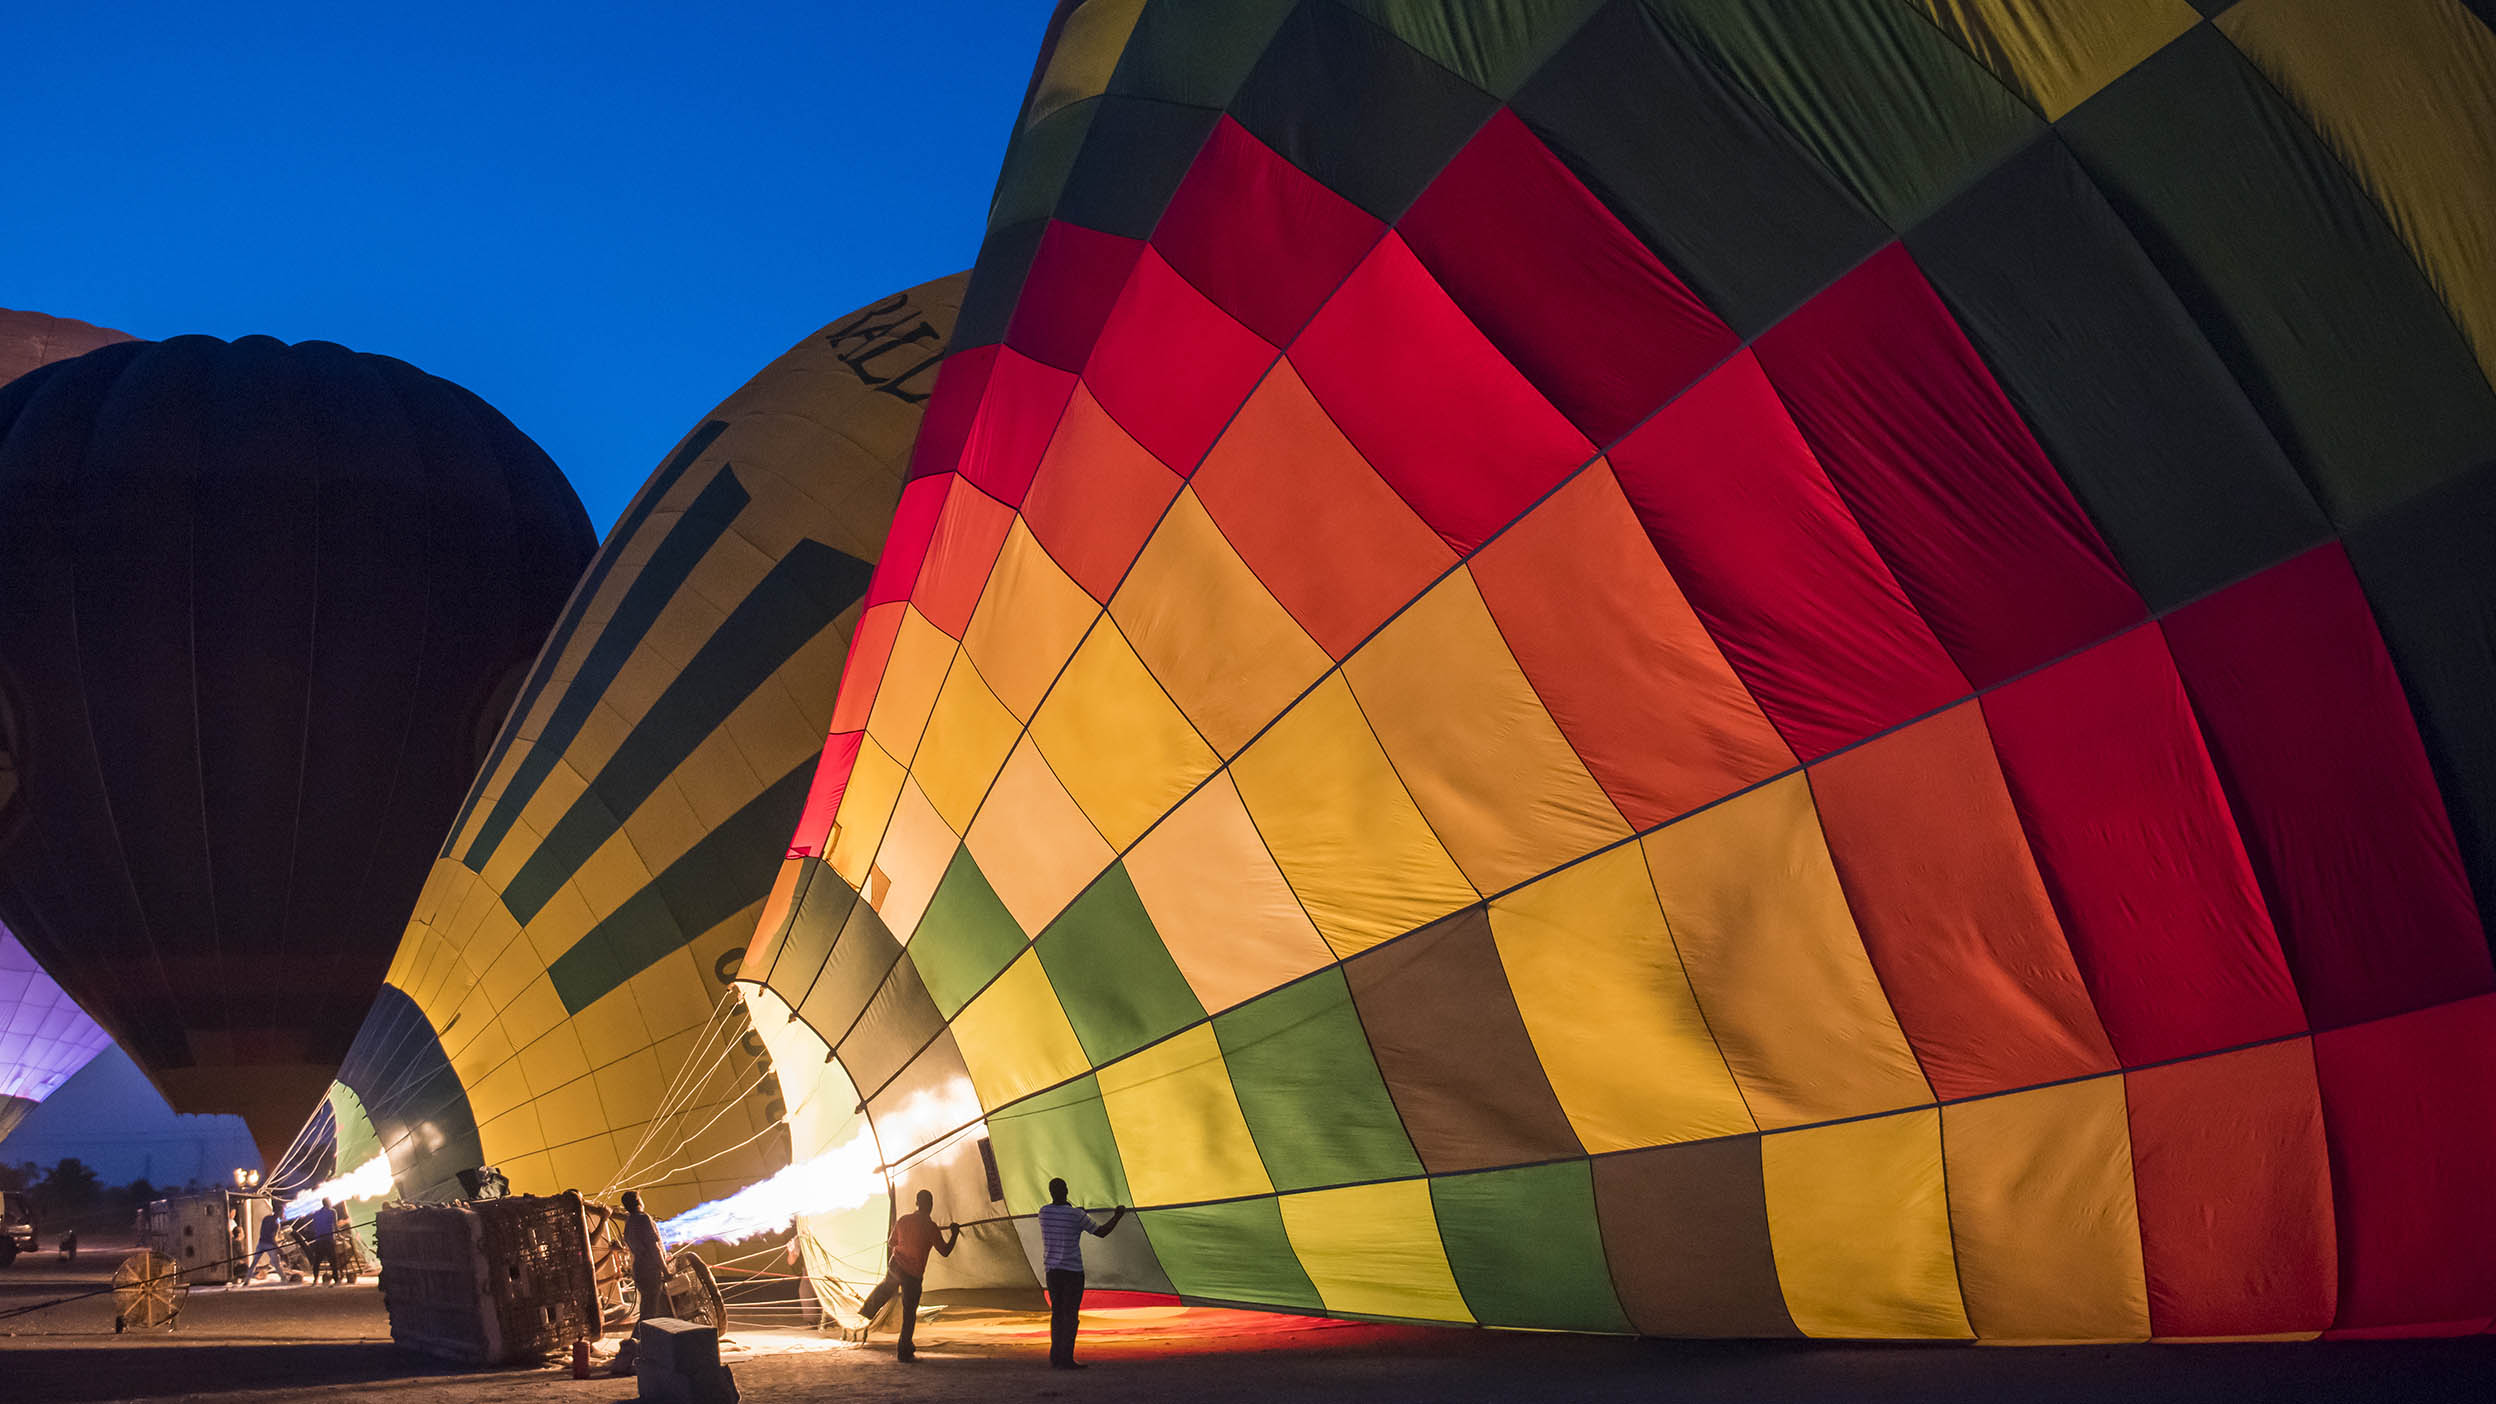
{"left": 744, "top": 0, "right": 2496, "bottom": 1343}
{"left": 0, "top": 335, "right": 596, "bottom": 1167}
{"left": 296, "top": 275, "right": 967, "bottom": 1213}
{"left": 0, "top": 923, "right": 111, "bottom": 1144}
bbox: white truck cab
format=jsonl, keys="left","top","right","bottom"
{"left": 0, "top": 1188, "right": 36, "bottom": 1266}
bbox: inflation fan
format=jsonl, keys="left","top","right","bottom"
{"left": 111, "top": 1250, "right": 184, "bottom": 1332}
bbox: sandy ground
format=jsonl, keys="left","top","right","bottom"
{"left": 5, "top": 1240, "right": 2491, "bottom": 1404}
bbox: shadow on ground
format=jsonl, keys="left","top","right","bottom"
{"left": 0, "top": 1342, "right": 495, "bottom": 1402}
{"left": 5, "top": 1250, "right": 2492, "bottom": 1404}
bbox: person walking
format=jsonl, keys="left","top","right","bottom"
{"left": 857, "top": 1189, "right": 960, "bottom": 1362}
{"left": 1036, "top": 1178, "right": 1127, "bottom": 1370}
{"left": 247, "top": 1207, "right": 283, "bottom": 1282}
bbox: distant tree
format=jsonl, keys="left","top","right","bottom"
{"left": 39, "top": 1158, "right": 101, "bottom": 1210}
{"left": 0, "top": 1161, "right": 34, "bottom": 1192}
{"left": 124, "top": 1178, "right": 158, "bottom": 1205}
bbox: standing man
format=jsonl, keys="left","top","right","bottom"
{"left": 1036, "top": 1179, "right": 1127, "bottom": 1370}
{"left": 857, "top": 1189, "right": 960, "bottom": 1362}
{"left": 620, "top": 1190, "right": 671, "bottom": 1320}
{"left": 303, "top": 1199, "right": 338, "bottom": 1284}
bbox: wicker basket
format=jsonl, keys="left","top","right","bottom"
{"left": 376, "top": 1193, "right": 604, "bottom": 1365}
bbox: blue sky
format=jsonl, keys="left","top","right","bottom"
{"left": 0, "top": 3, "right": 1050, "bottom": 1172}
{"left": 0, "top": 1, "right": 1049, "bottom": 531}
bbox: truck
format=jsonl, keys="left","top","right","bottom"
{"left": 0, "top": 1188, "right": 36, "bottom": 1267}
{"left": 140, "top": 1192, "right": 259, "bottom": 1285}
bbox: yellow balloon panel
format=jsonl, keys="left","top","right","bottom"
{"left": 950, "top": 950, "right": 1093, "bottom": 1109}
{"left": 1230, "top": 675, "right": 1478, "bottom": 958}
{"left": 1280, "top": 1179, "right": 1475, "bottom": 1325}
{"left": 1761, "top": 1109, "right": 1973, "bottom": 1340}
{"left": 1096, "top": 1025, "right": 1272, "bottom": 1207}
{"left": 1345, "top": 569, "right": 1631, "bottom": 893}
{"left": 1111, "top": 489, "right": 1333, "bottom": 758}
{"left": 829, "top": 736, "right": 909, "bottom": 889}
{"left": 1941, "top": 1075, "right": 2152, "bottom": 1342}
{"left": 911, "top": 659, "right": 1023, "bottom": 834}
{"left": 1641, "top": 775, "right": 1932, "bottom": 1128}
{"left": 1914, "top": 0, "right": 2197, "bottom": 119}
{"left": 872, "top": 781, "right": 962, "bottom": 944}
{"left": 1029, "top": 622, "right": 1221, "bottom": 850}
{"left": 863, "top": 605, "right": 959, "bottom": 764}
{"left": 961, "top": 521, "right": 1100, "bottom": 722}
{"left": 1488, "top": 845, "right": 1754, "bottom": 1153}
{"left": 2220, "top": 0, "right": 2496, "bottom": 384}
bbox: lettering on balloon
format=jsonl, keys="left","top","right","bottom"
{"left": 822, "top": 293, "right": 944, "bottom": 404}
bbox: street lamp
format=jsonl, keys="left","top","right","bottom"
{"left": 233, "top": 1168, "right": 262, "bottom": 1190}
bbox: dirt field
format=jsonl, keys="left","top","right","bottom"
{"left": 5, "top": 1240, "right": 2490, "bottom": 1404}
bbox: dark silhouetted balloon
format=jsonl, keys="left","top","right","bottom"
{"left": 0, "top": 334, "right": 595, "bottom": 1164}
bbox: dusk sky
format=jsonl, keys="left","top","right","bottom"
{"left": 0, "top": 2, "right": 1049, "bottom": 1173}
{"left": 1, "top": 1, "right": 1048, "bottom": 531}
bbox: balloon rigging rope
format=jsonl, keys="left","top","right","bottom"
{"left": 603, "top": 1023, "right": 766, "bottom": 1195}
{"left": 611, "top": 990, "right": 745, "bottom": 1170}
{"left": 610, "top": 1064, "right": 779, "bottom": 1194}
{"left": 265, "top": 978, "right": 571, "bottom": 1196}
{"left": 612, "top": 991, "right": 750, "bottom": 1174}
{"left": 327, "top": 995, "right": 466, "bottom": 1111}
{"left": 266, "top": 1004, "right": 465, "bottom": 1194}
{"left": 262, "top": 1094, "right": 350, "bottom": 1193}
{"left": 262, "top": 1119, "right": 329, "bottom": 1193}
{"left": 602, "top": 1020, "right": 759, "bottom": 1196}
{"left": 255, "top": 989, "right": 743, "bottom": 1204}
{"left": 631, "top": 1071, "right": 823, "bottom": 1188}
{"left": 601, "top": 992, "right": 752, "bottom": 1193}
{"left": 0, "top": 1245, "right": 254, "bottom": 1323}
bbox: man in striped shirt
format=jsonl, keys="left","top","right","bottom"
{"left": 1035, "top": 1178, "right": 1127, "bottom": 1369}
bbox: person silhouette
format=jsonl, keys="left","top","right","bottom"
{"left": 1035, "top": 1178, "right": 1127, "bottom": 1370}
{"left": 304, "top": 1199, "right": 338, "bottom": 1283}
{"left": 620, "top": 1190, "right": 670, "bottom": 1321}
{"left": 857, "top": 1189, "right": 960, "bottom": 1362}
{"left": 247, "top": 1207, "right": 282, "bottom": 1282}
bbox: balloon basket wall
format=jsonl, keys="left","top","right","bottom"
{"left": 376, "top": 1192, "right": 604, "bottom": 1366}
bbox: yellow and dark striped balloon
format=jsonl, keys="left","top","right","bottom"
{"left": 305, "top": 275, "right": 966, "bottom": 1215}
